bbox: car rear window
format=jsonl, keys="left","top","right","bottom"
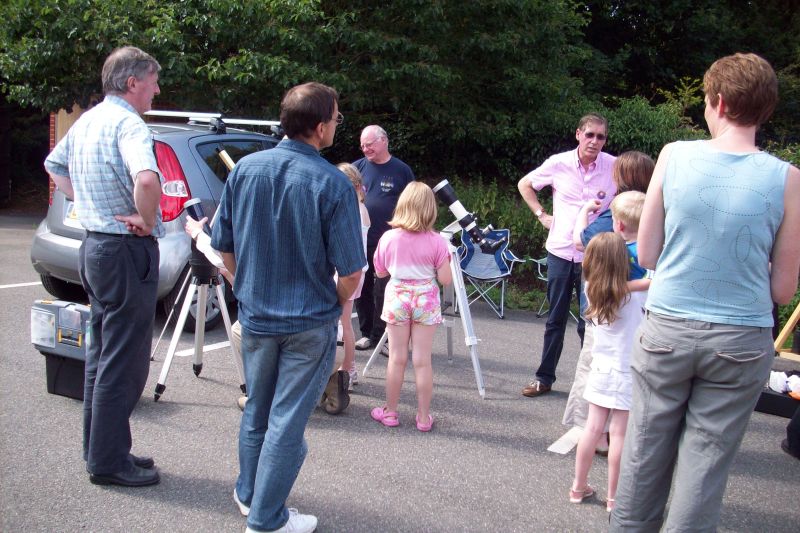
{"left": 196, "top": 140, "right": 266, "bottom": 182}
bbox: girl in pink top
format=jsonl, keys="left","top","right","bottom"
{"left": 370, "top": 182, "right": 451, "bottom": 432}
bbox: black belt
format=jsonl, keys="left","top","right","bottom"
{"left": 86, "top": 230, "right": 156, "bottom": 241}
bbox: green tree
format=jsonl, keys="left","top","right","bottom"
{"left": 578, "top": 1, "right": 800, "bottom": 98}
{"left": 0, "top": 0, "right": 590, "bottom": 176}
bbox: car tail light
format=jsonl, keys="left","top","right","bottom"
{"left": 155, "top": 140, "right": 191, "bottom": 222}
{"left": 49, "top": 113, "right": 56, "bottom": 205}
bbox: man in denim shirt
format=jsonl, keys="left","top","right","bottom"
{"left": 212, "top": 82, "right": 365, "bottom": 533}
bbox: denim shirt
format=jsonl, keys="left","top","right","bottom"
{"left": 212, "top": 139, "right": 366, "bottom": 335}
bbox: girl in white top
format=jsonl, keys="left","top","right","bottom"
{"left": 370, "top": 182, "right": 451, "bottom": 431}
{"left": 336, "top": 163, "right": 371, "bottom": 388}
{"left": 571, "top": 232, "right": 646, "bottom": 511}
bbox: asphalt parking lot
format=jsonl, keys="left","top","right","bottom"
{"left": 1, "top": 211, "right": 798, "bottom": 533}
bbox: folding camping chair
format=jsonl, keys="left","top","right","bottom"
{"left": 532, "top": 257, "right": 579, "bottom": 323}
{"left": 457, "top": 228, "right": 525, "bottom": 319}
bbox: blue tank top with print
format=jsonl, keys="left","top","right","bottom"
{"left": 646, "top": 141, "right": 788, "bottom": 327}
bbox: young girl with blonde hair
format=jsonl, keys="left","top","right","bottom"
{"left": 370, "top": 182, "right": 451, "bottom": 431}
{"left": 570, "top": 232, "right": 646, "bottom": 511}
{"left": 336, "top": 163, "right": 371, "bottom": 388}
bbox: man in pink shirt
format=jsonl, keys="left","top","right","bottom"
{"left": 517, "top": 113, "right": 616, "bottom": 397}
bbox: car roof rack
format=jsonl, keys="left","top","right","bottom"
{"left": 145, "top": 110, "right": 221, "bottom": 120}
{"left": 145, "top": 110, "right": 282, "bottom": 136}
{"left": 189, "top": 117, "right": 281, "bottom": 127}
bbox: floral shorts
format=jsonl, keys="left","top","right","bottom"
{"left": 381, "top": 278, "right": 442, "bottom": 326}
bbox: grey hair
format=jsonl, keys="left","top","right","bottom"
{"left": 362, "top": 124, "right": 388, "bottom": 140}
{"left": 102, "top": 46, "right": 161, "bottom": 95}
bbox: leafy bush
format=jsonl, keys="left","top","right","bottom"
{"left": 602, "top": 96, "right": 706, "bottom": 158}
{"left": 765, "top": 142, "right": 800, "bottom": 167}
{"left": 778, "top": 292, "right": 800, "bottom": 349}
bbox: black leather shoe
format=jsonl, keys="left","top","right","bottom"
{"left": 130, "top": 454, "right": 155, "bottom": 469}
{"left": 90, "top": 464, "right": 160, "bottom": 487}
{"left": 781, "top": 439, "right": 800, "bottom": 460}
{"left": 85, "top": 454, "right": 155, "bottom": 473}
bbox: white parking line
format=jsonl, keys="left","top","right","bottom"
{"left": 0, "top": 281, "right": 43, "bottom": 290}
{"left": 175, "top": 340, "right": 231, "bottom": 357}
{"left": 548, "top": 426, "right": 582, "bottom": 454}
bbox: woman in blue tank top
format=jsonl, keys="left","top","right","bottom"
{"left": 610, "top": 53, "right": 800, "bottom": 532}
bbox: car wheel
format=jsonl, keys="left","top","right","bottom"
{"left": 161, "top": 268, "right": 225, "bottom": 333}
{"left": 40, "top": 274, "right": 88, "bottom": 302}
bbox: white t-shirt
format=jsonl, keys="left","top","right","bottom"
{"left": 589, "top": 288, "right": 647, "bottom": 372}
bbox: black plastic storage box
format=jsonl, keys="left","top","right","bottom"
{"left": 31, "top": 300, "right": 90, "bottom": 400}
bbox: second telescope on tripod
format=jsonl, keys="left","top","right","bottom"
{"left": 432, "top": 179, "right": 506, "bottom": 253}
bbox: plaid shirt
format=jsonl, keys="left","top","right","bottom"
{"left": 45, "top": 95, "right": 164, "bottom": 237}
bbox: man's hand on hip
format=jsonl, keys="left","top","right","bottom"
{"left": 115, "top": 213, "right": 154, "bottom": 237}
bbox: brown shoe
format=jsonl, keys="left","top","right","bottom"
{"left": 522, "top": 380, "right": 551, "bottom": 397}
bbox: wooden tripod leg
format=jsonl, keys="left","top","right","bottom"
{"left": 775, "top": 301, "right": 800, "bottom": 361}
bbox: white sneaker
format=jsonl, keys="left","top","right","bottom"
{"left": 245, "top": 508, "right": 317, "bottom": 533}
{"left": 348, "top": 366, "right": 358, "bottom": 387}
{"left": 355, "top": 337, "right": 372, "bottom": 350}
{"left": 233, "top": 489, "right": 250, "bottom": 516}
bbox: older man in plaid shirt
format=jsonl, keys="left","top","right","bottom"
{"left": 45, "top": 46, "right": 163, "bottom": 487}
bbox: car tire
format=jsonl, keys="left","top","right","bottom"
{"left": 161, "top": 267, "right": 225, "bottom": 333}
{"left": 40, "top": 274, "right": 88, "bottom": 302}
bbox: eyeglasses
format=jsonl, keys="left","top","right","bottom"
{"left": 583, "top": 131, "right": 607, "bottom": 141}
{"left": 334, "top": 112, "right": 344, "bottom": 125}
{"left": 360, "top": 137, "right": 383, "bottom": 151}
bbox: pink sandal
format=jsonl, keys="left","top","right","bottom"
{"left": 371, "top": 407, "right": 399, "bottom": 427}
{"left": 416, "top": 413, "right": 434, "bottom": 432}
{"left": 569, "top": 484, "right": 595, "bottom": 503}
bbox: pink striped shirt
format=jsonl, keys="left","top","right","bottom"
{"left": 524, "top": 149, "right": 616, "bottom": 262}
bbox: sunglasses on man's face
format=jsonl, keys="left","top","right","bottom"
{"left": 583, "top": 131, "right": 607, "bottom": 141}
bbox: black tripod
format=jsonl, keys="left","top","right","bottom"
{"left": 152, "top": 241, "right": 245, "bottom": 401}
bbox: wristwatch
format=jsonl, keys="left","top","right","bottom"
{"left": 535, "top": 208, "right": 543, "bottom": 218}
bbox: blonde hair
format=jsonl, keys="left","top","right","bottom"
{"left": 610, "top": 190, "right": 645, "bottom": 233}
{"left": 337, "top": 162, "right": 365, "bottom": 202}
{"left": 388, "top": 182, "right": 437, "bottom": 232}
{"left": 583, "top": 232, "right": 630, "bottom": 325}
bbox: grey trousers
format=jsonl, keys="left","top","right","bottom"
{"left": 609, "top": 311, "right": 773, "bottom": 533}
{"left": 80, "top": 233, "right": 159, "bottom": 474}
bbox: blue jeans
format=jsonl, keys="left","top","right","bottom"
{"left": 535, "top": 253, "right": 584, "bottom": 386}
{"left": 236, "top": 320, "right": 336, "bottom": 531}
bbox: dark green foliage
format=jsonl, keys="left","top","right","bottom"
{"left": 0, "top": 0, "right": 589, "bottom": 178}
{"left": 579, "top": 1, "right": 800, "bottom": 99}
{"left": 601, "top": 96, "right": 706, "bottom": 158}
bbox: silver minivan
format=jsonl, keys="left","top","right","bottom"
{"left": 31, "top": 117, "right": 279, "bottom": 331}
